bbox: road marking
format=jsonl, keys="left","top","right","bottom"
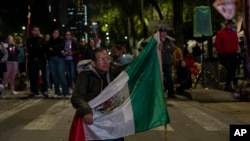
{"left": 151, "top": 124, "right": 174, "bottom": 131}
{"left": 23, "top": 100, "right": 72, "bottom": 130}
{"left": 0, "top": 99, "right": 42, "bottom": 122}
{"left": 169, "top": 101, "right": 229, "bottom": 131}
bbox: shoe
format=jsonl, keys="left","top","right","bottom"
{"left": 69, "top": 88, "right": 73, "bottom": 95}
{"left": 224, "top": 87, "right": 234, "bottom": 92}
{"left": 0, "top": 93, "right": 6, "bottom": 99}
{"left": 42, "top": 91, "right": 49, "bottom": 98}
{"left": 167, "top": 95, "right": 177, "bottom": 98}
{"left": 43, "top": 94, "right": 49, "bottom": 98}
{"left": 53, "top": 94, "right": 62, "bottom": 99}
{"left": 64, "top": 95, "right": 72, "bottom": 99}
{"left": 10, "top": 91, "right": 18, "bottom": 95}
{"left": 28, "top": 94, "right": 38, "bottom": 98}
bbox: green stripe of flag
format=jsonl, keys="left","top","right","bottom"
{"left": 125, "top": 36, "right": 170, "bottom": 132}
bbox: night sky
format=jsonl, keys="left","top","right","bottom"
{"left": 0, "top": 1, "right": 28, "bottom": 34}
{"left": 0, "top": 0, "right": 53, "bottom": 35}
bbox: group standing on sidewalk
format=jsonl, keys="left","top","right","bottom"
{"left": 0, "top": 26, "right": 89, "bottom": 99}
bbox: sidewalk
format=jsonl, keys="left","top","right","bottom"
{"left": 184, "top": 85, "right": 248, "bottom": 102}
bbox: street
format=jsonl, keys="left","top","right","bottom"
{"left": 0, "top": 92, "right": 250, "bottom": 141}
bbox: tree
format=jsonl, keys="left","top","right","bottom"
{"left": 173, "top": 0, "right": 184, "bottom": 48}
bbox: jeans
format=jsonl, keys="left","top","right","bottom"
{"left": 65, "top": 59, "right": 76, "bottom": 88}
{"left": 162, "top": 64, "right": 174, "bottom": 95}
{"left": 49, "top": 56, "right": 69, "bottom": 96}
{"left": 46, "top": 61, "right": 51, "bottom": 89}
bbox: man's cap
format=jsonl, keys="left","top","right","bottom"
{"left": 225, "top": 20, "right": 234, "bottom": 25}
{"left": 159, "top": 26, "right": 167, "bottom": 32}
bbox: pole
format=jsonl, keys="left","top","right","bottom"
{"left": 201, "top": 35, "right": 205, "bottom": 86}
{"left": 243, "top": 0, "right": 250, "bottom": 82}
{"left": 165, "top": 124, "right": 168, "bottom": 141}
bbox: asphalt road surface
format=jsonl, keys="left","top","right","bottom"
{"left": 0, "top": 93, "right": 249, "bottom": 141}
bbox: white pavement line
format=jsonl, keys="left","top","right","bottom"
{"left": 151, "top": 124, "right": 174, "bottom": 131}
{"left": 169, "top": 101, "right": 229, "bottom": 131}
{"left": 23, "top": 100, "right": 72, "bottom": 130}
{"left": 0, "top": 99, "right": 42, "bottom": 122}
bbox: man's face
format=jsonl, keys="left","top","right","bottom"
{"left": 225, "top": 23, "right": 233, "bottom": 30}
{"left": 160, "top": 31, "right": 167, "bottom": 38}
{"left": 92, "top": 51, "right": 111, "bottom": 73}
{"left": 52, "top": 30, "right": 60, "bottom": 39}
{"left": 111, "top": 47, "right": 122, "bottom": 59}
{"left": 32, "top": 27, "right": 40, "bottom": 37}
{"left": 89, "top": 39, "right": 96, "bottom": 48}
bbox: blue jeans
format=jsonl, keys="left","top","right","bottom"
{"left": 49, "top": 56, "right": 69, "bottom": 96}
{"left": 65, "top": 59, "right": 76, "bottom": 88}
{"left": 46, "top": 61, "right": 52, "bottom": 89}
{"left": 162, "top": 64, "right": 174, "bottom": 95}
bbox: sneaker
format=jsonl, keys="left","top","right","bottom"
{"left": 69, "top": 88, "right": 73, "bottom": 95}
{"left": 64, "top": 95, "right": 72, "bottom": 99}
{"left": 42, "top": 91, "right": 49, "bottom": 98}
{"left": 10, "top": 91, "right": 18, "bottom": 95}
{"left": 224, "top": 86, "right": 234, "bottom": 92}
{"left": 0, "top": 93, "right": 6, "bottom": 99}
{"left": 167, "top": 95, "right": 177, "bottom": 98}
{"left": 53, "top": 94, "right": 62, "bottom": 99}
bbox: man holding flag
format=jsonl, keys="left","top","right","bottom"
{"left": 71, "top": 48, "right": 125, "bottom": 141}
{"left": 69, "top": 33, "right": 170, "bottom": 141}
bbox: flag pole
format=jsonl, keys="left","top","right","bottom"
{"left": 156, "top": 31, "right": 168, "bottom": 141}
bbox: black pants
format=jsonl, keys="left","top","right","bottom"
{"left": 220, "top": 53, "right": 237, "bottom": 87}
{"left": 0, "top": 62, "right": 6, "bottom": 83}
{"left": 28, "top": 58, "right": 47, "bottom": 94}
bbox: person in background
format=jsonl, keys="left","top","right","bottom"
{"left": 71, "top": 48, "right": 124, "bottom": 141}
{"left": 47, "top": 28, "right": 70, "bottom": 98}
{"left": 158, "top": 26, "right": 176, "bottom": 98}
{"left": 2, "top": 35, "right": 20, "bottom": 95}
{"left": 64, "top": 31, "right": 80, "bottom": 94}
{"left": 111, "top": 41, "right": 133, "bottom": 65}
{"left": 94, "top": 34, "right": 104, "bottom": 48}
{"left": 44, "top": 34, "right": 53, "bottom": 91}
{"left": 0, "top": 84, "right": 4, "bottom": 99}
{"left": 26, "top": 26, "right": 48, "bottom": 98}
{"left": 16, "top": 36, "right": 26, "bottom": 74}
{"left": 173, "top": 46, "right": 183, "bottom": 70}
{"left": 192, "top": 43, "right": 202, "bottom": 63}
{"left": 0, "top": 36, "right": 8, "bottom": 84}
{"left": 76, "top": 38, "right": 88, "bottom": 64}
{"left": 82, "top": 38, "right": 96, "bottom": 60}
{"left": 0, "top": 36, "right": 8, "bottom": 98}
{"left": 174, "top": 60, "right": 192, "bottom": 95}
{"left": 215, "top": 20, "right": 239, "bottom": 92}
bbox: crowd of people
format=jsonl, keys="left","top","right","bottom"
{"left": 0, "top": 25, "right": 134, "bottom": 99}
{"left": 0, "top": 25, "right": 201, "bottom": 100}
{"left": 0, "top": 23, "right": 243, "bottom": 140}
{"left": 0, "top": 19, "right": 243, "bottom": 100}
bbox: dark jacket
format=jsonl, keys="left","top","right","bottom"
{"left": 161, "top": 38, "right": 175, "bottom": 65}
{"left": 71, "top": 64, "right": 124, "bottom": 116}
{"left": 6, "top": 44, "right": 20, "bottom": 62}
{"left": 47, "top": 37, "right": 65, "bottom": 58}
{"left": 176, "top": 64, "right": 192, "bottom": 89}
{"left": 0, "top": 43, "right": 8, "bottom": 63}
{"left": 26, "top": 36, "right": 46, "bottom": 60}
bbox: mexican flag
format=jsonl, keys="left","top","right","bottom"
{"left": 68, "top": 33, "right": 170, "bottom": 141}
